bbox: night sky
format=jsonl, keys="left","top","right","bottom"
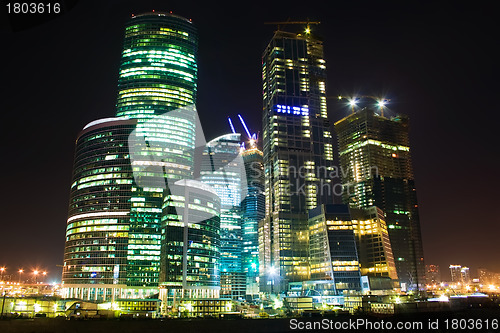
{"left": 1, "top": 1, "right": 498, "bottom": 283}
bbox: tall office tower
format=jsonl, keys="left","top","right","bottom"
{"left": 449, "top": 265, "right": 462, "bottom": 283}
{"left": 308, "top": 205, "right": 362, "bottom": 295}
{"left": 200, "top": 133, "right": 246, "bottom": 299}
{"left": 115, "top": 13, "right": 198, "bottom": 287}
{"left": 241, "top": 144, "right": 265, "bottom": 298}
{"left": 334, "top": 108, "right": 425, "bottom": 291}
{"left": 62, "top": 118, "right": 145, "bottom": 301}
{"left": 261, "top": 27, "right": 335, "bottom": 292}
{"left": 116, "top": 12, "right": 197, "bottom": 117}
{"left": 159, "top": 180, "right": 221, "bottom": 305}
{"left": 62, "top": 12, "right": 200, "bottom": 301}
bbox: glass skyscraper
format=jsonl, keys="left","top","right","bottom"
{"left": 62, "top": 118, "right": 139, "bottom": 301}
{"left": 159, "top": 180, "right": 221, "bottom": 305}
{"left": 200, "top": 133, "right": 246, "bottom": 299}
{"left": 116, "top": 13, "right": 197, "bottom": 117}
{"left": 115, "top": 12, "right": 199, "bottom": 288}
{"left": 260, "top": 28, "right": 335, "bottom": 292}
{"left": 334, "top": 108, "right": 425, "bottom": 291}
{"left": 241, "top": 146, "right": 265, "bottom": 298}
{"left": 308, "top": 205, "right": 362, "bottom": 295}
{"left": 62, "top": 12, "right": 211, "bottom": 301}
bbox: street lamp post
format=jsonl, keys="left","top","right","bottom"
{"left": 0, "top": 267, "right": 5, "bottom": 281}
{"left": 33, "top": 270, "right": 39, "bottom": 284}
{"left": 18, "top": 269, "right": 23, "bottom": 284}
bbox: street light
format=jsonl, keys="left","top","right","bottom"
{"left": 0, "top": 267, "right": 5, "bottom": 281}
{"left": 33, "top": 270, "right": 39, "bottom": 284}
{"left": 18, "top": 269, "right": 23, "bottom": 283}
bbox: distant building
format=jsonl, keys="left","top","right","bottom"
{"left": 478, "top": 268, "right": 500, "bottom": 285}
{"left": 461, "top": 266, "right": 471, "bottom": 284}
{"left": 425, "top": 265, "right": 441, "bottom": 285}
{"left": 449, "top": 265, "right": 462, "bottom": 283}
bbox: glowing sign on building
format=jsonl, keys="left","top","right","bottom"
{"left": 274, "top": 104, "right": 309, "bottom": 116}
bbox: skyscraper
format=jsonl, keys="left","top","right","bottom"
{"left": 116, "top": 12, "right": 197, "bottom": 118}
{"left": 62, "top": 118, "right": 141, "bottom": 301}
{"left": 349, "top": 207, "right": 398, "bottom": 289}
{"left": 62, "top": 12, "right": 203, "bottom": 300}
{"left": 159, "top": 180, "right": 221, "bottom": 305}
{"left": 115, "top": 12, "right": 199, "bottom": 288}
{"left": 334, "top": 107, "right": 425, "bottom": 291}
{"left": 308, "top": 205, "right": 362, "bottom": 295}
{"left": 241, "top": 144, "right": 265, "bottom": 298}
{"left": 200, "top": 133, "right": 246, "bottom": 299}
{"left": 260, "top": 27, "right": 335, "bottom": 292}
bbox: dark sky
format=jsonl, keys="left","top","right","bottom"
{"left": 1, "top": 1, "right": 498, "bottom": 283}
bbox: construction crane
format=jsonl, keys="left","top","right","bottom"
{"left": 336, "top": 95, "right": 391, "bottom": 117}
{"left": 227, "top": 115, "right": 259, "bottom": 149}
{"left": 264, "top": 20, "right": 320, "bottom": 33}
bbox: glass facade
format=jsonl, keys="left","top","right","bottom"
{"left": 349, "top": 207, "right": 398, "bottom": 283}
{"left": 63, "top": 118, "right": 137, "bottom": 300}
{"left": 114, "top": 13, "right": 199, "bottom": 287}
{"left": 159, "top": 180, "right": 221, "bottom": 305}
{"left": 334, "top": 108, "right": 424, "bottom": 291}
{"left": 116, "top": 13, "right": 197, "bottom": 118}
{"left": 241, "top": 147, "right": 265, "bottom": 298}
{"left": 308, "top": 205, "right": 362, "bottom": 295}
{"left": 261, "top": 29, "right": 335, "bottom": 291}
{"left": 63, "top": 12, "right": 204, "bottom": 300}
{"left": 200, "top": 133, "right": 246, "bottom": 299}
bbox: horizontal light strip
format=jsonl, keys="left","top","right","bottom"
{"left": 67, "top": 211, "right": 129, "bottom": 223}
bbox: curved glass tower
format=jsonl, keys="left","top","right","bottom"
{"left": 116, "top": 12, "right": 197, "bottom": 117}
{"left": 62, "top": 12, "right": 202, "bottom": 300}
{"left": 62, "top": 118, "right": 137, "bottom": 301}
{"left": 115, "top": 13, "right": 199, "bottom": 287}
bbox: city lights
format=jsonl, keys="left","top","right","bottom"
{"left": 0, "top": 7, "right": 493, "bottom": 323}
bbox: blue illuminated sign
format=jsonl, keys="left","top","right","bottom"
{"left": 274, "top": 104, "right": 309, "bottom": 116}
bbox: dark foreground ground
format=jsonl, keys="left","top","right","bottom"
{"left": 1, "top": 308, "right": 499, "bottom": 333}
